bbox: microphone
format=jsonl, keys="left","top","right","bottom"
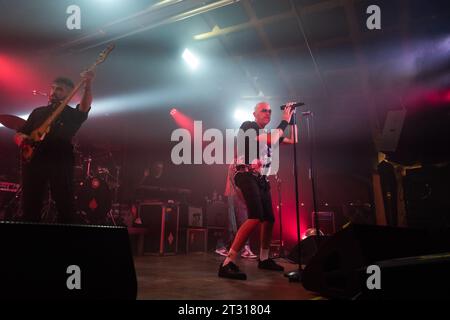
{"left": 32, "top": 90, "right": 48, "bottom": 97}
{"left": 280, "top": 102, "right": 305, "bottom": 110}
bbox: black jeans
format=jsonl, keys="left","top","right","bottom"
{"left": 21, "top": 152, "right": 77, "bottom": 223}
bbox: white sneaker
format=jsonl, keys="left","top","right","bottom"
{"left": 215, "top": 247, "right": 229, "bottom": 257}
{"left": 241, "top": 246, "right": 257, "bottom": 259}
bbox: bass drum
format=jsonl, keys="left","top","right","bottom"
{"left": 76, "top": 176, "right": 112, "bottom": 225}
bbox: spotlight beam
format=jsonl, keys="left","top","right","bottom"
{"left": 182, "top": 49, "right": 199, "bottom": 70}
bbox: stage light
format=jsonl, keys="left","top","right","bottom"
{"left": 0, "top": 55, "right": 39, "bottom": 92}
{"left": 233, "top": 109, "right": 252, "bottom": 122}
{"left": 182, "top": 49, "right": 199, "bottom": 70}
{"left": 89, "top": 87, "right": 196, "bottom": 116}
{"left": 170, "top": 108, "right": 194, "bottom": 135}
{"left": 301, "top": 228, "right": 324, "bottom": 240}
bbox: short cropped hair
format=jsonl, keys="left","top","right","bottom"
{"left": 254, "top": 101, "right": 269, "bottom": 112}
{"left": 53, "top": 77, "right": 74, "bottom": 89}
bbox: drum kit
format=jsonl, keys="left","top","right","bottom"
{"left": 73, "top": 145, "right": 127, "bottom": 225}
{"left": 0, "top": 114, "right": 129, "bottom": 226}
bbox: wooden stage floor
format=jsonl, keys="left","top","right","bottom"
{"left": 134, "top": 253, "right": 319, "bottom": 300}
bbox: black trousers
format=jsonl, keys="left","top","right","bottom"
{"left": 21, "top": 152, "right": 77, "bottom": 224}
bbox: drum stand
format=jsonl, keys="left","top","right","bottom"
{"left": 40, "top": 187, "right": 57, "bottom": 223}
{"left": 106, "top": 165, "right": 121, "bottom": 226}
{"left": 2, "top": 153, "right": 24, "bottom": 221}
{"left": 107, "top": 210, "right": 117, "bottom": 226}
{"left": 1, "top": 186, "right": 22, "bottom": 221}
{"left": 113, "top": 165, "right": 121, "bottom": 203}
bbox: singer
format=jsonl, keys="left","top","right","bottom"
{"left": 14, "top": 74, "right": 94, "bottom": 223}
{"left": 218, "top": 101, "right": 298, "bottom": 280}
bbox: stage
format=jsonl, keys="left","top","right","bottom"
{"left": 1, "top": 0, "right": 449, "bottom": 302}
{"left": 134, "top": 253, "right": 319, "bottom": 300}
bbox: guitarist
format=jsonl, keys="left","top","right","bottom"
{"left": 14, "top": 72, "right": 94, "bottom": 223}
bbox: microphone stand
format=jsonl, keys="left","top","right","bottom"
{"left": 287, "top": 109, "right": 320, "bottom": 283}
{"left": 275, "top": 174, "right": 286, "bottom": 258}
{"left": 306, "top": 114, "right": 321, "bottom": 243}
{"left": 287, "top": 108, "right": 303, "bottom": 282}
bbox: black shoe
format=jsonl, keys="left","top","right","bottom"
{"left": 258, "top": 258, "right": 284, "bottom": 271}
{"left": 218, "top": 261, "right": 247, "bottom": 280}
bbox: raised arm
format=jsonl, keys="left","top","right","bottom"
{"left": 79, "top": 70, "right": 95, "bottom": 113}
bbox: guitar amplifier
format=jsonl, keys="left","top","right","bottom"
{"left": 186, "top": 228, "right": 207, "bottom": 253}
{"left": 188, "top": 206, "right": 203, "bottom": 227}
{"left": 205, "top": 200, "right": 228, "bottom": 228}
{"left": 138, "top": 201, "right": 179, "bottom": 255}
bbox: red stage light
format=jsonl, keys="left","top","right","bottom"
{"left": 0, "top": 55, "right": 40, "bottom": 94}
{"left": 170, "top": 108, "right": 194, "bottom": 135}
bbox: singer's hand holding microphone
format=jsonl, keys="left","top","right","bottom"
{"left": 282, "top": 101, "right": 296, "bottom": 124}
{"left": 281, "top": 101, "right": 310, "bottom": 125}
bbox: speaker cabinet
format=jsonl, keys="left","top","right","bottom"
{"left": 139, "top": 202, "right": 179, "bottom": 255}
{"left": 0, "top": 222, "right": 137, "bottom": 299}
{"left": 302, "top": 224, "right": 450, "bottom": 299}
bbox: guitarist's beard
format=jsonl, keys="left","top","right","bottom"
{"left": 48, "top": 96, "right": 64, "bottom": 106}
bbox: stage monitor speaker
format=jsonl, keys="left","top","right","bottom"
{"left": 0, "top": 222, "right": 137, "bottom": 299}
{"left": 302, "top": 224, "right": 450, "bottom": 299}
{"left": 287, "top": 235, "right": 330, "bottom": 266}
{"left": 357, "top": 252, "right": 450, "bottom": 299}
{"left": 312, "top": 211, "right": 336, "bottom": 235}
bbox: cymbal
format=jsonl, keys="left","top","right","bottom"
{"left": 0, "top": 114, "right": 26, "bottom": 131}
